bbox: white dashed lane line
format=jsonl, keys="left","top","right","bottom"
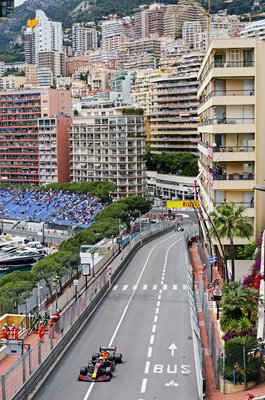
{"left": 147, "top": 347, "right": 152, "bottom": 358}
{"left": 140, "top": 378, "right": 148, "bottom": 393}
{"left": 144, "top": 361, "right": 150, "bottom": 374}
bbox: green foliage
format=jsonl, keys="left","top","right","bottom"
{"left": 235, "top": 242, "right": 256, "bottom": 260}
{"left": 122, "top": 107, "right": 144, "bottom": 115}
{"left": 220, "top": 336, "right": 261, "bottom": 384}
{"left": 145, "top": 149, "right": 199, "bottom": 176}
{"left": 210, "top": 203, "right": 254, "bottom": 280}
{"left": 0, "top": 271, "right": 35, "bottom": 313}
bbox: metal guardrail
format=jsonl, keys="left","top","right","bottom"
{"left": 7, "top": 222, "right": 174, "bottom": 400}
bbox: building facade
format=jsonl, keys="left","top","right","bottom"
{"left": 149, "top": 52, "right": 204, "bottom": 153}
{"left": 146, "top": 171, "right": 194, "bottom": 199}
{"left": 72, "top": 23, "right": 98, "bottom": 56}
{"left": 197, "top": 38, "right": 265, "bottom": 242}
{"left": 70, "top": 105, "right": 146, "bottom": 198}
{"left": 0, "top": 89, "right": 71, "bottom": 185}
{"left": 118, "top": 39, "right": 161, "bottom": 70}
{"left": 133, "top": 4, "right": 166, "bottom": 39}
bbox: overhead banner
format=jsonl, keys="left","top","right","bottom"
{"left": 166, "top": 200, "right": 200, "bottom": 209}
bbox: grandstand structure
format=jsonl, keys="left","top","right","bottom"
{"left": 0, "top": 188, "right": 102, "bottom": 230}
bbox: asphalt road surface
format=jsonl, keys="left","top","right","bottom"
{"left": 34, "top": 229, "right": 199, "bottom": 400}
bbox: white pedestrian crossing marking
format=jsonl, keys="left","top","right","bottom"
{"left": 112, "top": 284, "right": 187, "bottom": 292}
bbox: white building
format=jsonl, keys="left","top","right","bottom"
{"left": 240, "top": 19, "right": 265, "bottom": 39}
{"left": 0, "top": 61, "right": 5, "bottom": 77}
{"left": 37, "top": 67, "right": 54, "bottom": 87}
{"left": 146, "top": 171, "right": 194, "bottom": 199}
{"left": 72, "top": 23, "right": 98, "bottom": 56}
{"left": 25, "top": 10, "right": 63, "bottom": 65}
{"left": 70, "top": 104, "right": 146, "bottom": 198}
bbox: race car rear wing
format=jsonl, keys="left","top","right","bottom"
{"left": 99, "top": 346, "right": 117, "bottom": 352}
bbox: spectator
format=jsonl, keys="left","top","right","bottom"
{"left": 38, "top": 322, "right": 45, "bottom": 343}
{"left": 10, "top": 324, "right": 20, "bottom": 340}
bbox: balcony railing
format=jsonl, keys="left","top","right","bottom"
{"left": 199, "top": 89, "right": 255, "bottom": 106}
{"left": 213, "top": 173, "right": 254, "bottom": 181}
{"left": 214, "top": 201, "right": 254, "bottom": 208}
{"left": 199, "top": 60, "right": 255, "bottom": 84}
{"left": 199, "top": 117, "right": 254, "bottom": 126}
{"left": 214, "top": 145, "right": 255, "bottom": 152}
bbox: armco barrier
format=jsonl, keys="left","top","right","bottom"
{"left": 9, "top": 223, "right": 174, "bottom": 400}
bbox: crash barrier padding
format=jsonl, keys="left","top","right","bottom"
{"left": 11, "top": 224, "right": 175, "bottom": 400}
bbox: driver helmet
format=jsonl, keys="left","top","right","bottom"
{"left": 102, "top": 351, "right": 108, "bottom": 358}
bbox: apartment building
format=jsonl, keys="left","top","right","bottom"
{"left": 133, "top": 4, "right": 166, "bottom": 39}
{"left": 0, "top": 89, "right": 71, "bottom": 185}
{"left": 163, "top": 0, "right": 208, "bottom": 39}
{"left": 240, "top": 19, "right": 265, "bottom": 39}
{"left": 118, "top": 38, "right": 161, "bottom": 70}
{"left": 70, "top": 104, "right": 146, "bottom": 198}
{"left": 37, "top": 51, "right": 66, "bottom": 79}
{"left": 72, "top": 23, "right": 98, "bottom": 56}
{"left": 197, "top": 38, "right": 265, "bottom": 242}
{"left": 149, "top": 52, "right": 204, "bottom": 153}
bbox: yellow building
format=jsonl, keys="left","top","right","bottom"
{"left": 197, "top": 37, "right": 265, "bottom": 243}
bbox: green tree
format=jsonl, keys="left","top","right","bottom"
{"left": 210, "top": 203, "right": 254, "bottom": 281}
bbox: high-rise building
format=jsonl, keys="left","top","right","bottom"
{"left": 24, "top": 10, "right": 63, "bottom": 65}
{"left": 37, "top": 50, "right": 66, "bottom": 79}
{"left": 0, "top": 61, "right": 5, "bottom": 77}
{"left": 70, "top": 104, "right": 146, "bottom": 198}
{"left": 101, "top": 18, "right": 132, "bottom": 51}
{"left": 118, "top": 38, "right": 161, "bottom": 70}
{"left": 148, "top": 52, "right": 204, "bottom": 153}
{"left": 163, "top": 0, "right": 208, "bottom": 39}
{"left": 0, "top": 89, "right": 71, "bottom": 185}
{"left": 133, "top": 4, "right": 166, "bottom": 39}
{"left": 72, "top": 23, "right": 98, "bottom": 56}
{"left": 197, "top": 37, "right": 265, "bottom": 244}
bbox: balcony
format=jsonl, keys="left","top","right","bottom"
{"left": 199, "top": 61, "right": 255, "bottom": 87}
{"left": 212, "top": 173, "right": 255, "bottom": 191}
{"left": 199, "top": 89, "right": 255, "bottom": 109}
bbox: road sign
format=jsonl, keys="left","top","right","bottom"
{"left": 209, "top": 255, "right": 214, "bottom": 265}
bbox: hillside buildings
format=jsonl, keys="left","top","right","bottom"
{"left": 70, "top": 105, "right": 146, "bottom": 198}
{"left": 72, "top": 23, "right": 98, "bottom": 56}
{"left": 0, "top": 88, "right": 71, "bottom": 185}
{"left": 118, "top": 38, "right": 161, "bottom": 70}
{"left": 197, "top": 38, "right": 265, "bottom": 244}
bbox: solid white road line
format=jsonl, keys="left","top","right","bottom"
{"left": 112, "top": 285, "right": 118, "bottom": 291}
{"left": 147, "top": 347, "right": 152, "bottom": 358}
{"left": 144, "top": 361, "right": 150, "bottom": 374}
{"left": 150, "top": 335, "right": 155, "bottom": 344}
{"left": 122, "top": 285, "right": 128, "bottom": 291}
{"left": 141, "top": 378, "right": 148, "bottom": 393}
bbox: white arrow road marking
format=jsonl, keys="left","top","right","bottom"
{"left": 168, "top": 343, "right": 178, "bottom": 356}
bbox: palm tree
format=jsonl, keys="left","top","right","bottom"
{"left": 210, "top": 203, "right": 254, "bottom": 281}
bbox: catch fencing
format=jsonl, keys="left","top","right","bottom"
{"left": 0, "top": 221, "right": 174, "bottom": 400}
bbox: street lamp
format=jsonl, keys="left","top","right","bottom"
{"left": 52, "top": 275, "right": 60, "bottom": 309}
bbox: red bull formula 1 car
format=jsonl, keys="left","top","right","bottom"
{"left": 78, "top": 346, "right": 122, "bottom": 382}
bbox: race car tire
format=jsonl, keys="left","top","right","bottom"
{"left": 114, "top": 353, "right": 122, "bottom": 363}
{"left": 80, "top": 366, "right": 88, "bottom": 375}
{"left": 92, "top": 352, "right": 99, "bottom": 361}
{"left": 105, "top": 366, "right": 112, "bottom": 377}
